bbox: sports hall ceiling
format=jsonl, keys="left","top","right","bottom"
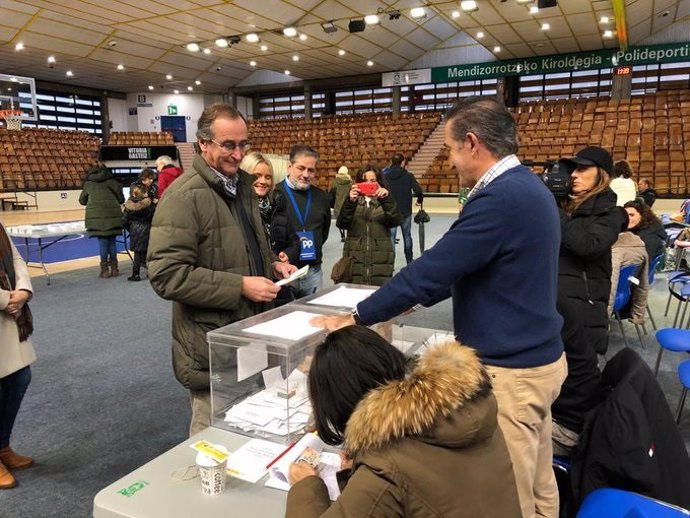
{"left": 0, "top": 0, "right": 687, "bottom": 95}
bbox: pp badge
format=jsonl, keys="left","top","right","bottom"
{"left": 297, "top": 231, "right": 316, "bottom": 261}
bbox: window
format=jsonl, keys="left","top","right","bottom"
{"left": 20, "top": 89, "right": 102, "bottom": 136}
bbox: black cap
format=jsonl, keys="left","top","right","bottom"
{"left": 559, "top": 146, "right": 613, "bottom": 175}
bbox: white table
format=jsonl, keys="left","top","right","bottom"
{"left": 93, "top": 428, "right": 287, "bottom": 518}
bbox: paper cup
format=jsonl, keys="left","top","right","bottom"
{"left": 196, "top": 452, "right": 227, "bottom": 496}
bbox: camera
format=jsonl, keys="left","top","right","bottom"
{"left": 525, "top": 160, "right": 572, "bottom": 199}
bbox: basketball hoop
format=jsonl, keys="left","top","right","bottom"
{"left": 0, "top": 109, "right": 23, "bottom": 130}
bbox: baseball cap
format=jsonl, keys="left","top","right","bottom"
{"left": 559, "top": 146, "right": 613, "bottom": 175}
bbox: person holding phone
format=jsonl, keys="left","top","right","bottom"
{"left": 336, "top": 165, "right": 401, "bottom": 286}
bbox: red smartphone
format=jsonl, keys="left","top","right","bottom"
{"left": 357, "top": 182, "right": 379, "bottom": 196}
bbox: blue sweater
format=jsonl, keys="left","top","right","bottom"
{"left": 358, "top": 164, "right": 564, "bottom": 368}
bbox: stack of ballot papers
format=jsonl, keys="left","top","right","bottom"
{"left": 265, "top": 432, "right": 342, "bottom": 501}
{"left": 224, "top": 368, "right": 312, "bottom": 437}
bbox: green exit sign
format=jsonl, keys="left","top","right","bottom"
{"left": 167, "top": 105, "right": 178, "bottom": 115}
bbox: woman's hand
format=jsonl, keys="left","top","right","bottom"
{"left": 348, "top": 185, "right": 360, "bottom": 202}
{"left": 289, "top": 461, "right": 318, "bottom": 485}
{"left": 5, "top": 290, "right": 30, "bottom": 317}
{"left": 375, "top": 187, "right": 389, "bottom": 198}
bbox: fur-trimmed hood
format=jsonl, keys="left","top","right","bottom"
{"left": 345, "top": 341, "right": 493, "bottom": 455}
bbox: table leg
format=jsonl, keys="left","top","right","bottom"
{"left": 37, "top": 237, "right": 51, "bottom": 285}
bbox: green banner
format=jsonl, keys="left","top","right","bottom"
{"left": 431, "top": 42, "right": 690, "bottom": 83}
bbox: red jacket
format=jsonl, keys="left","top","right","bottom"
{"left": 158, "top": 165, "right": 184, "bottom": 197}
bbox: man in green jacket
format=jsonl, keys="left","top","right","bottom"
{"left": 147, "top": 103, "right": 295, "bottom": 436}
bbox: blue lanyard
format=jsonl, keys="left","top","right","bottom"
{"left": 284, "top": 185, "right": 311, "bottom": 231}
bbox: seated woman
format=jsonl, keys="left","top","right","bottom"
{"left": 336, "top": 165, "right": 401, "bottom": 286}
{"left": 607, "top": 231, "right": 649, "bottom": 324}
{"left": 286, "top": 326, "right": 520, "bottom": 518}
{"left": 624, "top": 200, "right": 667, "bottom": 264}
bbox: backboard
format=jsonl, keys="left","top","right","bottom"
{"left": 0, "top": 73, "right": 37, "bottom": 120}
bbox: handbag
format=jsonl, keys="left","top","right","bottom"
{"left": 414, "top": 207, "right": 430, "bottom": 224}
{"left": 331, "top": 255, "right": 354, "bottom": 283}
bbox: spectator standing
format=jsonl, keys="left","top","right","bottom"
{"left": 272, "top": 144, "right": 331, "bottom": 298}
{"left": 138, "top": 167, "right": 158, "bottom": 203}
{"left": 329, "top": 165, "right": 352, "bottom": 243}
{"left": 156, "top": 155, "right": 184, "bottom": 198}
{"left": 637, "top": 178, "right": 657, "bottom": 207}
{"left": 337, "top": 165, "right": 401, "bottom": 286}
{"left": 609, "top": 160, "right": 636, "bottom": 206}
{"left": 0, "top": 222, "right": 35, "bottom": 489}
{"left": 386, "top": 153, "right": 423, "bottom": 264}
{"left": 313, "top": 97, "right": 566, "bottom": 518}
{"left": 122, "top": 182, "right": 155, "bottom": 282}
{"left": 147, "top": 103, "right": 295, "bottom": 435}
{"left": 79, "top": 164, "right": 125, "bottom": 278}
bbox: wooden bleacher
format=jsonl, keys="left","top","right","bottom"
{"left": 108, "top": 131, "right": 174, "bottom": 145}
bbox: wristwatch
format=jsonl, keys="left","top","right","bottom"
{"left": 351, "top": 307, "right": 363, "bottom": 326}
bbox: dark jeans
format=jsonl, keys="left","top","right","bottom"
{"left": 132, "top": 251, "right": 146, "bottom": 276}
{"left": 390, "top": 215, "right": 413, "bottom": 264}
{"left": 97, "top": 236, "right": 117, "bottom": 264}
{"left": 0, "top": 366, "right": 31, "bottom": 448}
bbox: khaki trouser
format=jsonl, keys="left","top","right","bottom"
{"left": 486, "top": 354, "right": 568, "bottom": 518}
{"left": 189, "top": 389, "right": 212, "bottom": 437}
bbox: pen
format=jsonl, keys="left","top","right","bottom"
{"left": 265, "top": 441, "right": 298, "bottom": 470}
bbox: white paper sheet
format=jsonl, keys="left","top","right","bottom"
{"left": 226, "top": 439, "right": 285, "bottom": 483}
{"left": 243, "top": 311, "right": 325, "bottom": 341}
{"left": 237, "top": 343, "right": 268, "bottom": 382}
{"left": 306, "top": 286, "right": 377, "bottom": 308}
{"left": 275, "top": 264, "right": 310, "bottom": 287}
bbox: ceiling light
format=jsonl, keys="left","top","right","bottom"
{"left": 186, "top": 42, "right": 200, "bottom": 52}
{"left": 195, "top": 80, "right": 201, "bottom": 85}
{"left": 284, "top": 70, "right": 290, "bottom": 75}
{"left": 47, "top": 55, "right": 56, "bottom": 64}
{"left": 603, "top": 30, "right": 614, "bottom": 38}
{"left": 338, "top": 49, "right": 346, "bottom": 56}
{"left": 148, "top": 85, "right": 154, "bottom": 90}
{"left": 283, "top": 27, "right": 297, "bottom": 37}
{"left": 245, "top": 33, "right": 259, "bottom": 43}
{"left": 365, "top": 14, "right": 380, "bottom": 25}
{"left": 174, "top": 89, "right": 179, "bottom": 94}
{"left": 410, "top": 7, "right": 427, "bottom": 18}
{"left": 299, "top": 33, "right": 307, "bottom": 41}
{"left": 117, "top": 64, "right": 125, "bottom": 70}
{"left": 66, "top": 70, "right": 73, "bottom": 77}
{"left": 388, "top": 10, "right": 401, "bottom": 20}
{"left": 493, "top": 46, "right": 501, "bottom": 52}
{"left": 14, "top": 42, "right": 24, "bottom": 51}
{"left": 476, "top": 31, "right": 484, "bottom": 38}
{"left": 165, "top": 74, "right": 173, "bottom": 80}
{"left": 367, "top": 60, "right": 374, "bottom": 66}
{"left": 460, "top": 1, "right": 478, "bottom": 12}
{"left": 321, "top": 21, "right": 338, "bottom": 34}
{"left": 541, "top": 23, "right": 550, "bottom": 30}
{"left": 10, "top": 77, "right": 17, "bottom": 82}
{"left": 452, "top": 10, "right": 460, "bottom": 18}
{"left": 530, "top": 6, "right": 539, "bottom": 14}
{"left": 250, "top": 60, "right": 256, "bottom": 66}
{"left": 215, "top": 38, "right": 228, "bottom": 48}
{"left": 187, "top": 86, "right": 193, "bottom": 91}
{"left": 260, "top": 44, "right": 268, "bottom": 51}
{"left": 600, "top": 16, "right": 610, "bottom": 24}
{"left": 516, "top": 0, "right": 533, "bottom": 3}
{"left": 292, "top": 55, "right": 299, "bottom": 61}
{"left": 202, "top": 48, "right": 211, "bottom": 55}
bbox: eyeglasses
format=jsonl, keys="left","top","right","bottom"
{"left": 209, "top": 139, "right": 251, "bottom": 153}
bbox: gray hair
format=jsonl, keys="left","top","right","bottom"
{"left": 289, "top": 143, "right": 319, "bottom": 163}
{"left": 196, "top": 103, "right": 246, "bottom": 142}
{"left": 156, "top": 155, "right": 174, "bottom": 169}
{"left": 444, "top": 97, "right": 518, "bottom": 159}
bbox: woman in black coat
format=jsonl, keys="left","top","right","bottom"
{"left": 551, "top": 147, "right": 628, "bottom": 456}
{"left": 122, "top": 182, "right": 154, "bottom": 281}
{"left": 624, "top": 200, "right": 667, "bottom": 264}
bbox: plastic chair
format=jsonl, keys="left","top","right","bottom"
{"left": 677, "top": 359, "right": 690, "bottom": 423}
{"left": 576, "top": 488, "right": 690, "bottom": 517}
{"left": 647, "top": 254, "right": 665, "bottom": 330}
{"left": 654, "top": 328, "right": 690, "bottom": 376}
{"left": 612, "top": 263, "right": 645, "bottom": 348}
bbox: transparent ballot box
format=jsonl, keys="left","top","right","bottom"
{"left": 208, "top": 303, "right": 344, "bottom": 444}
{"left": 298, "top": 283, "right": 379, "bottom": 311}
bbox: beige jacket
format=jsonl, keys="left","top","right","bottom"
{"left": 0, "top": 241, "right": 36, "bottom": 378}
{"left": 608, "top": 232, "right": 649, "bottom": 322}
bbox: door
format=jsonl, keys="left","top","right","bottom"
{"left": 160, "top": 116, "right": 187, "bottom": 142}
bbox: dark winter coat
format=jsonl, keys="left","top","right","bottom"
{"left": 329, "top": 173, "right": 352, "bottom": 217}
{"left": 79, "top": 167, "right": 125, "bottom": 237}
{"left": 553, "top": 188, "right": 627, "bottom": 433}
{"left": 286, "top": 343, "right": 521, "bottom": 518}
{"left": 122, "top": 197, "right": 154, "bottom": 252}
{"left": 571, "top": 347, "right": 690, "bottom": 511}
{"left": 385, "top": 165, "right": 423, "bottom": 218}
{"left": 633, "top": 221, "right": 667, "bottom": 264}
{"left": 336, "top": 194, "right": 401, "bottom": 286}
{"left": 638, "top": 188, "right": 657, "bottom": 207}
{"left": 272, "top": 180, "right": 331, "bottom": 268}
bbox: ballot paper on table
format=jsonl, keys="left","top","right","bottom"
{"left": 242, "top": 310, "right": 326, "bottom": 341}
{"left": 264, "top": 432, "right": 342, "bottom": 501}
{"left": 226, "top": 438, "right": 286, "bottom": 483}
{"left": 306, "top": 286, "right": 377, "bottom": 309}
{"left": 275, "top": 264, "right": 310, "bottom": 287}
